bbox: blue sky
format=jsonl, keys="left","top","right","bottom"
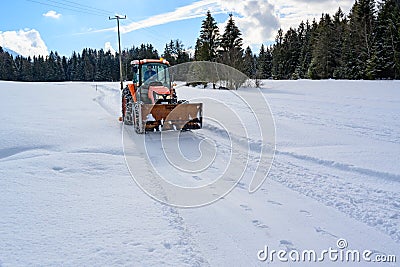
{"left": 0, "top": 0, "right": 354, "bottom": 58}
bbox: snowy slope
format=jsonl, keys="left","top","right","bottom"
{"left": 0, "top": 80, "right": 399, "bottom": 266}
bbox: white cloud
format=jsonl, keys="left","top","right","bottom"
{"left": 270, "top": 0, "right": 354, "bottom": 33}
{"left": 216, "top": 0, "right": 280, "bottom": 48}
{"left": 94, "top": 0, "right": 354, "bottom": 49}
{"left": 215, "top": 0, "right": 353, "bottom": 48}
{"left": 0, "top": 29, "right": 49, "bottom": 58}
{"left": 103, "top": 0, "right": 279, "bottom": 49}
{"left": 43, "top": 10, "right": 62, "bottom": 19}
{"left": 104, "top": 42, "right": 116, "bottom": 54}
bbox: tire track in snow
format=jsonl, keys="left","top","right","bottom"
{"left": 92, "top": 83, "right": 210, "bottom": 265}
{"left": 270, "top": 155, "right": 400, "bottom": 243}
{"left": 92, "top": 84, "right": 121, "bottom": 118}
{"left": 276, "top": 150, "right": 400, "bottom": 182}
{"left": 203, "top": 118, "right": 400, "bottom": 243}
{"left": 123, "top": 127, "right": 210, "bottom": 265}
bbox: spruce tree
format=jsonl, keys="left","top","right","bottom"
{"left": 272, "top": 29, "right": 284, "bottom": 79}
{"left": 243, "top": 46, "right": 255, "bottom": 78}
{"left": 257, "top": 44, "right": 272, "bottom": 79}
{"left": 0, "top": 47, "right": 16, "bottom": 81}
{"left": 347, "top": 0, "right": 377, "bottom": 79}
{"left": 332, "top": 8, "right": 348, "bottom": 78}
{"left": 219, "top": 14, "right": 244, "bottom": 71}
{"left": 309, "top": 14, "right": 336, "bottom": 79}
{"left": 282, "top": 27, "right": 301, "bottom": 79}
{"left": 195, "top": 11, "right": 220, "bottom": 61}
{"left": 296, "top": 21, "right": 312, "bottom": 78}
{"left": 376, "top": 0, "right": 400, "bottom": 79}
{"left": 162, "top": 40, "right": 190, "bottom": 65}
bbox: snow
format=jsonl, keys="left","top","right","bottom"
{"left": 0, "top": 80, "right": 399, "bottom": 266}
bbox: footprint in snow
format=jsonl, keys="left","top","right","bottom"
{"left": 123, "top": 241, "right": 142, "bottom": 246}
{"left": 314, "top": 227, "right": 338, "bottom": 238}
{"left": 240, "top": 204, "right": 252, "bottom": 211}
{"left": 280, "top": 240, "right": 296, "bottom": 251}
{"left": 252, "top": 219, "right": 269, "bottom": 229}
{"left": 267, "top": 200, "right": 283, "bottom": 206}
{"left": 236, "top": 182, "right": 246, "bottom": 190}
{"left": 192, "top": 175, "right": 202, "bottom": 181}
{"left": 163, "top": 242, "right": 172, "bottom": 249}
{"left": 52, "top": 166, "right": 64, "bottom": 172}
{"left": 299, "top": 210, "right": 312, "bottom": 217}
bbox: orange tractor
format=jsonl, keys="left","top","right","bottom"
{"left": 121, "top": 59, "right": 203, "bottom": 133}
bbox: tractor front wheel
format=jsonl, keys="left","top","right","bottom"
{"left": 122, "top": 96, "right": 133, "bottom": 125}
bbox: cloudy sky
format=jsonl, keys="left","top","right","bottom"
{"left": 0, "top": 0, "right": 354, "bottom": 58}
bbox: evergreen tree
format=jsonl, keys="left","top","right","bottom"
{"left": 271, "top": 24, "right": 311, "bottom": 79}
{"left": 257, "top": 44, "right": 272, "bottom": 79}
{"left": 67, "top": 52, "right": 79, "bottom": 81}
{"left": 331, "top": 8, "right": 348, "bottom": 78}
{"left": 162, "top": 39, "right": 190, "bottom": 65}
{"left": 309, "top": 14, "right": 336, "bottom": 79}
{"left": 0, "top": 47, "right": 16, "bottom": 81}
{"left": 243, "top": 46, "right": 255, "bottom": 78}
{"left": 282, "top": 27, "right": 301, "bottom": 79}
{"left": 81, "top": 49, "right": 95, "bottom": 81}
{"left": 14, "top": 55, "right": 33, "bottom": 81}
{"left": 195, "top": 10, "right": 220, "bottom": 61}
{"left": 136, "top": 44, "right": 159, "bottom": 60}
{"left": 194, "top": 38, "right": 209, "bottom": 62}
{"left": 295, "top": 21, "right": 312, "bottom": 78}
{"left": 347, "top": 0, "right": 377, "bottom": 79}
{"left": 32, "top": 55, "right": 46, "bottom": 81}
{"left": 46, "top": 51, "right": 65, "bottom": 81}
{"left": 272, "top": 29, "right": 284, "bottom": 79}
{"left": 61, "top": 56, "right": 68, "bottom": 81}
{"left": 219, "top": 14, "right": 244, "bottom": 71}
{"left": 375, "top": 0, "right": 400, "bottom": 79}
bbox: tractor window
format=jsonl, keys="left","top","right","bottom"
{"left": 142, "top": 63, "right": 170, "bottom": 87}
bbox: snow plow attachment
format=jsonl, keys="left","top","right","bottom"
{"left": 135, "top": 103, "right": 203, "bottom": 133}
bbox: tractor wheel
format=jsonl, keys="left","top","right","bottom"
{"left": 124, "top": 99, "right": 134, "bottom": 125}
{"left": 133, "top": 103, "right": 145, "bottom": 134}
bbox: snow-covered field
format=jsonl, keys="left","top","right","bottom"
{"left": 0, "top": 80, "right": 399, "bottom": 266}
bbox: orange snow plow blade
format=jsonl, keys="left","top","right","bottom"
{"left": 141, "top": 103, "right": 202, "bottom": 131}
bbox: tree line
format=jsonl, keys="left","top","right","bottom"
{"left": 0, "top": 44, "right": 161, "bottom": 82}
{"left": 193, "top": 0, "right": 400, "bottom": 80}
{"left": 268, "top": 0, "right": 400, "bottom": 79}
{"left": 0, "top": 0, "right": 399, "bottom": 82}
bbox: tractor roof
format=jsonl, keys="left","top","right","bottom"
{"left": 130, "top": 59, "right": 169, "bottom": 66}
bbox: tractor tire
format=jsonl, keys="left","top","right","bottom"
{"left": 124, "top": 101, "right": 134, "bottom": 125}
{"left": 133, "top": 103, "right": 145, "bottom": 134}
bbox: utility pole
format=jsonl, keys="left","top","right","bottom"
{"left": 109, "top": 15, "right": 126, "bottom": 90}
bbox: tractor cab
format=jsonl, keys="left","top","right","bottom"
{"left": 131, "top": 59, "right": 175, "bottom": 104}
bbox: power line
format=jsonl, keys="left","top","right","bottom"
{"left": 27, "top": 0, "right": 178, "bottom": 53}
{"left": 46, "top": 0, "right": 109, "bottom": 16}
{"left": 62, "top": 0, "right": 112, "bottom": 15}
{"left": 123, "top": 17, "right": 171, "bottom": 45}
{"left": 26, "top": 0, "right": 113, "bottom": 17}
